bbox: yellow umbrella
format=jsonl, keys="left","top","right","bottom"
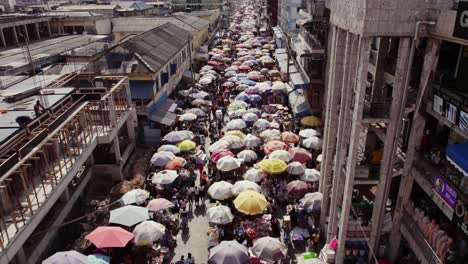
{"left": 256, "top": 158, "right": 288, "bottom": 174}
{"left": 223, "top": 47, "right": 231, "bottom": 51}
{"left": 177, "top": 140, "right": 196, "bottom": 151}
{"left": 234, "top": 190, "right": 269, "bottom": 215}
{"left": 225, "top": 130, "right": 246, "bottom": 139}
{"left": 301, "top": 116, "right": 322, "bottom": 127}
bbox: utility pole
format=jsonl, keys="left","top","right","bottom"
{"left": 285, "top": 32, "right": 291, "bottom": 81}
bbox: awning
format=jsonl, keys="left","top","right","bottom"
{"left": 149, "top": 98, "right": 177, "bottom": 126}
{"left": 290, "top": 71, "right": 311, "bottom": 90}
{"left": 446, "top": 143, "right": 468, "bottom": 177}
{"left": 194, "top": 52, "right": 209, "bottom": 61}
{"left": 288, "top": 89, "right": 310, "bottom": 117}
{"left": 272, "top": 26, "right": 283, "bottom": 39}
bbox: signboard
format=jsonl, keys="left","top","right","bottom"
{"left": 460, "top": 110, "right": 468, "bottom": 132}
{"left": 454, "top": 200, "right": 468, "bottom": 238}
{"left": 454, "top": 1, "right": 468, "bottom": 40}
{"left": 446, "top": 102, "right": 457, "bottom": 124}
{"left": 433, "top": 95, "right": 444, "bottom": 115}
{"left": 433, "top": 176, "right": 458, "bottom": 209}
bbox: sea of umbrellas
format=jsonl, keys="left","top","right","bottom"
{"left": 42, "top": 2, "right": 325, "bottom": 264}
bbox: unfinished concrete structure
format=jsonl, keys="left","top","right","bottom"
{"left": 319, "top": 0, "right": 456, "bottom": 263}
{"left": 0, "top": 74, "right": 136, "bottom": 263}
{"left": 0, "top": 16, "right": 54, "bottom": 49}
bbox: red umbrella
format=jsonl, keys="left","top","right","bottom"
{"left": 223, "top": 82, "right": 235, "bottom": 88}
{"left": 85, "top": 226, "right": 134, "bottom": 248}
{"left": 289, "top": 147, "right": 313, "bottom": 163}
{"left": 236, "top": 44, "right": 246, "bottom": 48}
{"left": 264, "top": 140, "right": 288, "bottom": 155}
{"left": 287, "top": 180, "right": 309, "bottom": 198}
{"left": 208, "top": 60, "right": 222, "bottom": 66}
{"left": 164, "top": 157, "right": 186, "bottom": 170}
{"left": 211, "top": 149, "right": 235, "bottom": 162}
{"left": 239, "top": 65, "right": 251, "bottom": 71}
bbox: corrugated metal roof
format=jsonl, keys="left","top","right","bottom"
{"left": 119, "top": 23, "right": 191, "bottom": 73}
{"left": 111, "top": 1, "right": 153, "bottom": 10}
{"left": 112, "top": 14, "right": 209, "bottom": 33}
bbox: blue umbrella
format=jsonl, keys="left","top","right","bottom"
{"left": 88, "top": 254, "right": 110, "bottom": 264}
{"left": 235, "top": 92, "right": 251, "bottom": 102}
{"left": 240, "top": 79, "right": 257, "bottom": 86}
{"left": 249, "top": 94, "right": 262, "bottom": 103}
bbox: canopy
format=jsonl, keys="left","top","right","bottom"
{"left": 251, "top": 236, "right": 288, "bottom": 262}
{"left": 234, "top": 190, "right": 268, "bottom": 215}
{"left": 209, "top": 240, "right": 249, "bottom": 264}
{"left": 151, "top": 170, "right": 179, "bottom": 185}
{"left": 85, "top": 226, "right": 134, "bottom": 248}
{"left": 133, "top": 221, "right": 165, "bottom": 246}
{"left": 206, "top": 205, "right": 234, "bottom": 225}
{"left": 208, "top": 181, "right": 234, "bottom": 200}
{"left": 177, "top": 140, "right": 197, "bottom": 151}
{"left": 256, "top": 158, "right": 288, "bottom": 174}
{"left": 121, "top": 189, "right": 149, "bottom": 205}
{"left": 446, "top": 143, "right": 468, "bottom": 177}
{"left": 109, "top": 205, "right": 149, "bottom": 227}
{"left": 232, "top": 180, "right": 261, "bottom": 195}
{"left": 42, "top": 251, "right": 87, "bottom": 264}
{"left": 147, "top": 198, "right": 174, "bottom": 211}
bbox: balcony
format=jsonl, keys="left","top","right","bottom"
{"left": 362, "top": 94, "right": 392, "bottom": 122}
{"left": 400, "top": 210, "right": 442, "bottom": 264}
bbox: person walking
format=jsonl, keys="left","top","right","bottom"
{"left": 194, "top": 186, "right": 200, "bottom": 206}
{"left": 185, "top": 253, "right": 195, "bottom": 264}
{"left": 198, "top": 184, "right": 205, "bottom": 204}
{"left": 175, "top": 255, "right": 185, "bottom": 264}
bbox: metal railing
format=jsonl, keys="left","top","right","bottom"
{"left": 363, "top": 95, "right": 392, "bottom": 119}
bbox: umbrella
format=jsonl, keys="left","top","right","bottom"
{"left": 239, "top": 65, "right": 251, "bottom": 71}
{"left": 224, "top": 71, "right": 237, "bottom": 77}
{"left": 164, "top": 157, "right": 186, "bottom": 170}
{"left": 301, "top": 169, "right": 321, "bottom": 182}
{"left": 133, "top": 221, "right": 165, "bottom": 246}
{"left": 242, "top": 134, "right": 261, "bottom": 148}
{"left": 157, "top": 144, "right": 180, "bottom": 154}
{"left": 109, "top": 205, "right": 149, "bottom": 227}
{"left": 289, "top": 147, "right": 313, "bottom": 163}
{"left": 206, "top": 205, "right": 234, "bottom": 225}
{"left": 178, "top": 89, "right": 191, "bottom": 97}
{"left": 251, "top": 236, "right": 288, "bottom": 262}
{"left": 316, "top": 154, "right": 323, "bottom": 162}
{"left": 256, "top": 158, "right": 288, "bottom": 174}
{"left": 199, "top": 77, "right": 213, "bottom": 85}
{"left": 225, "top": 130, "right": 246, "bottom": 139}
{"left": 177, "top": 140, "right": 197, "bottom": 151}
{"left": 216, "top": 156, "right": 242, "bottom": 171}
{"left": 221, "top": 135, "right": 245, "bottom": 149}
{"left": 299, "top": 129, "right": 320, "bottom": 138}
{"left": 190, "top": 91, "right": 210, "bottom": 99}
{"left": 243, "top": 168, "right": 266, "bottom": 182}
{"left": 147, "top": 198, "right": 174, "bottom": 211}
{"left": 186, "top": 108, "right": 207, "bottom": 117}
{"left": 260, "top": 129, "right": 281, "bottom": 139}
{"left": 230, "top": 108, "right": 247, "bottom": 117}
{"left": 121, "top": 189, "right": 150, "bottom": 205}
{"left": 234, "top": 190, "right": 268, "bottom": 215}
{"left": 300, "top": 192, "right": 323, "bottom": 212}
{"left": 211, "top": 149, "right": 235, "bottom": 162}
{"left": 281, "top": 132, "right": 300, "bottom": 143}
{"left": 151, "top": 170, "right": 179, "bottom": 185}
{"left": 209, "top": 240, "right": 249, "bottom": 264}
{"left": 226, "top": 66, "right": 239, "bottom": 71}
{"left": 301, "top": 116, "right": 322, "bottom": 127}
{"left": 254, "top": 118, "right": 271, "bottom": 129}
{"left": 271, "top": 81, "right": 287, "bottom": 92}
{"left": 226, "top": 119, "right": 246, "bottom": 130}
{"left": 264, "top": 140, "right": 288, "bottom": 154}
{"left": 235, "top": 92, "right": 250, "bottom": 102}
{"left": 179, "top": 113, "right": 198, "bottom": 122}
{"left": 228, "top": 101, "right": 248, "bottom": 112}
{"left": 223, "top": 81, "right": 235, "bottom": 88}
{"left": 85, "top": 226, "right": 134, "bottom": 248}
{"left": 150, "top": 151, "right": 176, "bottom": 167}
{"left": 208, "top": 181, "right": 234, "bottom": 200}
{"left": 237, "top": 149, "right": 258, "bottom": 163}
{"left": 287, "top": 162, "right": 306, "bottom": 175}
{"left": 249, "top": 94, "right": 262, "bottom": 103}
{"left": 87, "top": 254, "right": 110, "bottom": 264}
{"left": 163, "top": 130, "right": 194, "bottom": 143}
{"left": 208, "top": 60, "right": 221, "bottom": 66}
{"left": 232, "top": 180, "right": 261, "bottom": 195}
{"left": 287, "top": 180, "right": 309, "bottom": 198}
{"left": 191, "top": 99, "right": 211, "bottom": 106}
{"left": 269, "top": 150, "right": 292, "bottom": 162}
{"left": 302, "top": 136, "right": 323, "bottom": 150}
{"left": 43, "top": 251, "right": 87, "bottom": 264}
{"left": 209, "top": 140, "right": 231, "bottom": 152}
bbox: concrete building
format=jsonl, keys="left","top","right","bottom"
{"left": 277, "top": 0, "right": 302, "bottom": 33}
{"left": 266, "top": 0, "right": 278, "bottom": 27}
{"left": 318, "top": 0, "right": 468, "bottom": 263}
{"left": 170, "top": 0, "right": 223, "bottom": 12}
{"left": 41, "top": 11, "right": 112, "bottom": 35}
{"left": 0, "top": 74, "right": 136, "bottom": 263}
{"left": 0, "top": 16, "right": 55, "bottom": 49}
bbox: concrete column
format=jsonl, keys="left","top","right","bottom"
{"left": 15, "top": 246, "right": 28, "bottom": 264}
{"left": 113, "top": 137, "right": 123, "bottom": 182}
{"left": 34, "top": 23, "right": 40, "bottom": 40}
{"left": 47, "top": 21, "right": 52, "bottom": 37}
{"left": 0, "top": 28, "right": 6, "bottom": 48}
{"left": 388, "top": 38, "right": 441, "bottom": 263}
{"left": 22, "top": 24, "right": 29, "bottom": 43}
{"left": 371, "top": 37, "right": 390, "bottom": 100}
{"left": 335, "top": 36, "right": 371, "bottom": 264}
{"left": 369, "top": 37, "right": 412, "bottom": 255}
{"left": 126, "top": 118, "right": 136, "bottom": 142}
{"left": 12, "top": 26, "right": 19, "bottom": 45}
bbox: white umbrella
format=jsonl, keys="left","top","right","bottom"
{"left": 42, "top": 251, "right": 87, "bottom": 264}
{"left": 316, "top": 154, "right": 323, "bottom": 163}
{"left": 254, "top": 118, "right": 271, "bottom": 129}
{"left": 299, "top": 129, "right": 320, "bottom": 138}
{"left": 151, "top": 170, "right": 179, "bottom": 185}
{"left": 237, "top": 149, "right": 258, "bottom": 163}
{"left": 222, "top": 135, "right": 245, "bottom": 149}
{"left": 208, "top": 181, "right": 234, "bottom": 200}
{"left": 163, "top": 130, "right": 194, "bottom": 143}
{"left": 232, "top": 180, "right": 261, "bottom": 195}
{"left": 287, "top": 162, "right": 306, "bottom": 175}
{"left": 178, "top": 89, "right": 191, "bottom": 97}
{"left": 186, "top": 108, "right": 207, "bottom": 117}
{"left": 271, "top": 81, "right": 287, "bottom": 92}
{"left": 190, "top": 91, "right": 210, "bottom": 99}
{"left": 242, "top": 112, "right": 259, "bottom": 122}
{"left": 243, "top": 134, "right": 261, "bottom": 148}
{"left": 121, "top": 189, "right": 150, "bottom": 205}
{"left": 150, "top": 151, "right": 176, "bottom": 167}
{"left": 226, "top": 119, "right": 247, "bottom": 130}
{"left": 133, "top": 220, "right": 165, "bottom": 246}
{"left": 179, "top": 113, "right": 198, "bottom": 122}
{"left": 109, "top": 205, "right": 149, "bottom": 227}
{"left": 206, "top": 205, "right": 234, "bottom": 225}
{"left": 243, "top": 168, "right": 266, "bottom": 182}
{"left": 302, "top": 136, "right": 323, "bottom": 150}
{"left": 191, "top": 99, "right": 211, "bottom": 106}
{"left": 209, "top": 240, "right": 249, "bottom": 264}
{"left": 300, "top": 169, "right": 321, "bottom": 182}
{"left": 157, "top": 144, "right": 180, "bottom": 154}
{"left": 246, "top": 108, "right": 261, "bottom": 116}
{"left": 216, "top": 156, "right": 242, "bottom": 171}
{"left": 269, "top": 150, "right": 292, "bottom": 162}
{"left": 209, "top": 140, "right": 231, "bottom": 152}
{"left": 251, "top": 236, "right": 288, "bottom": 262}
{"left": 260, "top": 129, "right": 281, "bottom": 139}
{"left": 300, "top": 192, "right": 323, "bottom": 212}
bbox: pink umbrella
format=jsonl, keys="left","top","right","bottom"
{"left": 223, "top": 82, "right": 235, "bottom": 88}
{"left": 236, "top": 44, "right": 245, "bottom": 48}
{"left": 85, "top": 226, "right": 134, "bottom": 248}
{"left": 211, "top": 149, "right": 235, "bottom": 162}
{"left": 233, "top": 61, "right": 242, "bottom": 66}
{"left": 287, "top": 180, "right": 309, "bottom": 198}
{"left": 147, "top": 198, "right": 174, "bottom": 211}
{"left": 239, "top": 65, "right": 251, "bottom": 71}
{"left": 264, "top": 140, "right": 289, "bottom": 155}
{"left": 208, "top": 60, "right": 222, "bottom": 67}
{"left": 289, "top": 147, "right": 313, "bottom": 163}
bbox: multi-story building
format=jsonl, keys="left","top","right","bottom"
{"left": 277, "top": 0, "right": 302, "bottom": 34}
{"left": 266, "top": 0, "right": 278, "bottom": 27}
{"left": 319, "top": 0, "right": 468, "bottom": 263}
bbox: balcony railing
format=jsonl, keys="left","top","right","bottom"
{"left": 363, "top": 94, "right": 392, "bottom": 120}
{"left": 299, "top": 27, "right": 325, "bottom": 49}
